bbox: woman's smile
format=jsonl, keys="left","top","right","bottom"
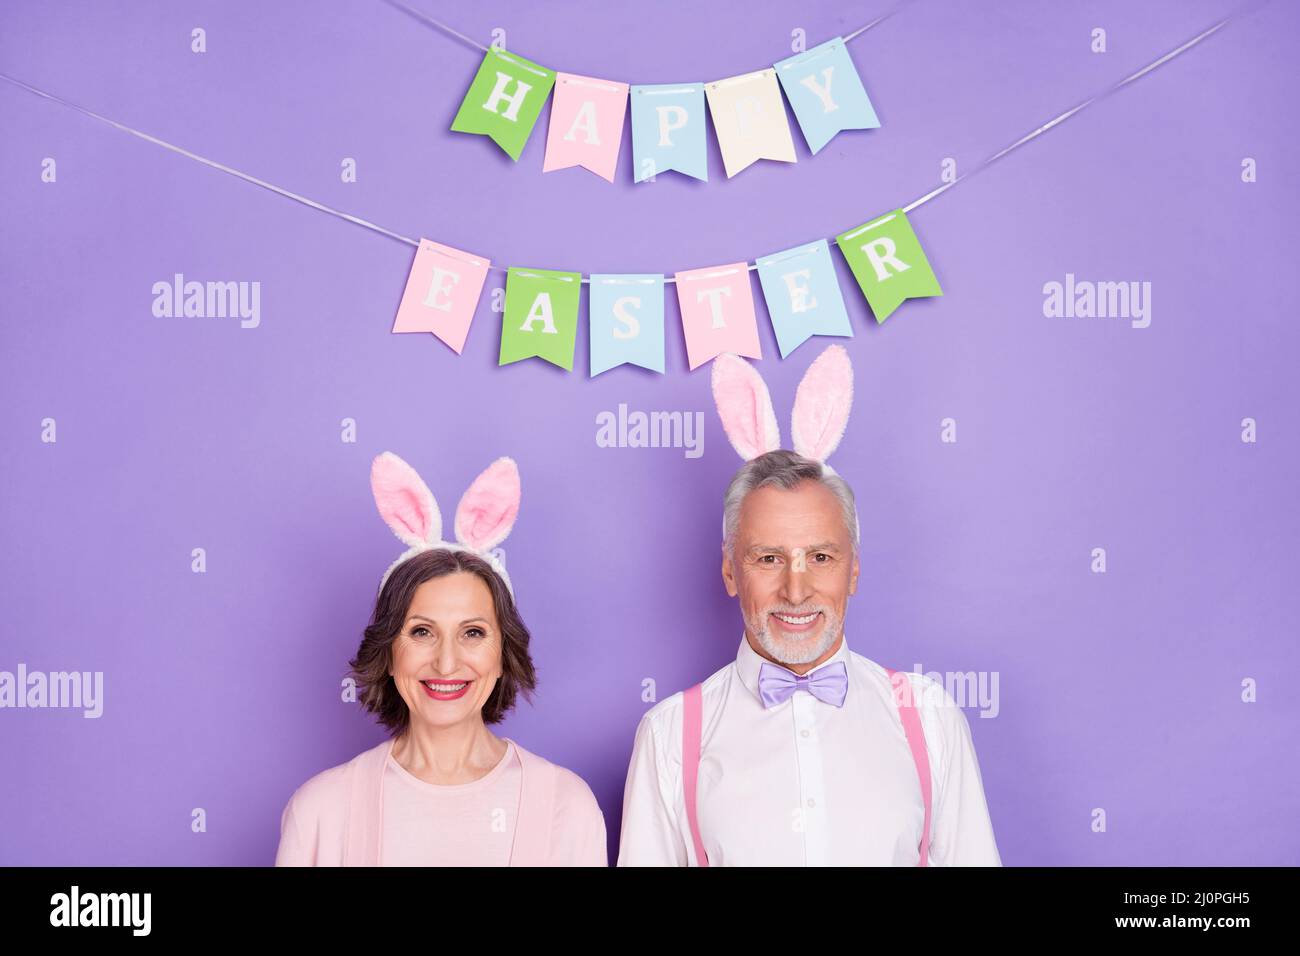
{"left": 421, "top": 679, "right": 472, "bottom": 701}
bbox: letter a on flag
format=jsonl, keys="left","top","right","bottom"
{"left": 451, "top": 48, "right": 557, "bottom": 161}
{"left": 499, "top": 267, "right": 580, "bottom": 370}
{"left": 542, "top": 72, "right": 630, "bottom": 182}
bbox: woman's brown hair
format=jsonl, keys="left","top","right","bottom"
{"left": 349, "top": 548, "right": 536, "bottom": 733}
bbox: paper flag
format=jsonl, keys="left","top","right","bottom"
{"left": 835, "top": 209, "right": 942, "bottom": 323}
{"left": 704, "top": 68, "right": 797, "bottom": 178}
{"left": 542, "top": 72, "right": 629, "bottom": 182}
{"left": 451, "top": 48, "right": 557, "bottom": 161}
{"left": 629, "top": 82, "right": 708, "bottom": 183}
{"left": 499, "top": 267, "right": 581, "bottom": 370}
{"left": 774, "top": 37, "right": 881, "bottom": 154}
{"left": 392, "top": 238, "right": 492, "bottom": 354}
{"left": 675, "top": 262, "right": 762, "bottom": 370}
{"left": 589, "top": 273, "right": 665, "bottom": 376}
{"left": 755, "top": 239, "right": 853, "bottom": 358}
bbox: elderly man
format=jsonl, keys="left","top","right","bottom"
{"left": 616, "top": 346, "right": 1001, "bottom": 866}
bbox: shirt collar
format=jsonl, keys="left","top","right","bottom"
{"left": 735, "top": 630, "right": 852, "bottom": 704}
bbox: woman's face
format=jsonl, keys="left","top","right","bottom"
{"left": 389, "top": 571, "right": 504, "bottom": 730}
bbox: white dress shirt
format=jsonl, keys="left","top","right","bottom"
{"left": 617, "top": 633, "right": 1002, "bottom": 866}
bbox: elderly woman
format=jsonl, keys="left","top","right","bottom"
{"left": 275, "top": 451, "right": 607, "bottom": 866}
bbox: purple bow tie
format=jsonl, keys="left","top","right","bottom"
{"left": 757, "top": 660, "right": 848, "bottom": 709}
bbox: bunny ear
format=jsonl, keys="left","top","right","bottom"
{"left": 371, "top": 452, "right": 442, "bottom": 548}
{"left": 711, "top": 352, "right": 781, "bottom": 461}
{"left": 454, "top": 457, "right": 520, "bottom": 552}
{"left": 791, "top": 344, "right": 854, "bottom": 462}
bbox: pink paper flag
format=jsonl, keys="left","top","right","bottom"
{"left": 392, "top": 238, "right": 492, "bottom": 354}
{"left": 675, "top": 262, "right": 763, "bottom": 370}
{"left": 542, "top": 72, "right": 630, "bottom": 183}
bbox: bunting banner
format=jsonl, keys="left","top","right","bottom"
{"left": 499, "top": 267, "right": 581, "bottom": 370}
{"left": 446, "top": 27, "right": 884, "bottom": 182}
{"left": 755, "top": 239, "right": 854, "bottom": 358}
{"left": 451, "top": 47, "right": 557, "bottom": 161}
{"left": 704, "top": 68, "right": 798, "bottom": 178}
{"left": 835, "top": 209, "right": 943, "bottom": 323}
{"left": 629, "top": 82, "right": 708, "bottom": 183}
{"left": 675, "top": 262, "right": 763, "bottom": 371}
{"left": 774, "top": 37, "right": 881, "bottom": 154}
{"left": 589, "top": 274, "right": 666, "bottom": 377}
{"left": 392, "top": 238, "right": 492, "bottom": 354}
{"left": 5, "top": 0, "right": 1234, "bottom": 383}
{"left": 542, "top": 72, "right": 630, "bottom": 183}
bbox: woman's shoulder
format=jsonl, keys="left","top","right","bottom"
{"left": 284, "top": 740, "right": 388, "bottom": 816}
{"left": 510, "top": 739, "right": 602, "bottom": 814}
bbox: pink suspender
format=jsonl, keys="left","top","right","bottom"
{"left": 682, "top": 683, "right": 710, "bottom": 867}
{"left": 884, "top": 666, "right": 933, "bottom": 867}
{"left": 681, "top": 667, "right": 932, "bottom": 867}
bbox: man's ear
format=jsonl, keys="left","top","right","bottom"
{"left": 721, "top": 543, "right": 739, "bottom": 597}
{"left": 849, "top": 553, "right": 860, "bottom": 596}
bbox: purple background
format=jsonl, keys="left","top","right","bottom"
{"left": 2, "top": 0, "right": 1296, "bottom": 866}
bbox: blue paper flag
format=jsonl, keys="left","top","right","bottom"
{"left": 629, "top": 82, "right": 708, "bottom": 183}
{"left": 773, "top": 37, "right": 880, "bottom": 154}
{"left": 589, "top": 273, "right": 666, "bottom": 376}
{"left": 755, "top": 239, "right": 854, "bottom": 358}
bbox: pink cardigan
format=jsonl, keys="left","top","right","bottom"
{"left": 275, "top": 736, "right": 608, "bottom": 866}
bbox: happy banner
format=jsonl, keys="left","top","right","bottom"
{"left": 451, "top": 36, "right": 880, "bottom": 181}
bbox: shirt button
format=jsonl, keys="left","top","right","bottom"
{"left": 800, "top": 729, "right": 810, "bottom": 738}
{"left": 807, "top": 798, "right": 816, "bottom": 808}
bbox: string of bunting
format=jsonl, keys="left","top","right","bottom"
{"left": 383, "top": 0, "right": 902, "bottom": 182}
{"left": 0, "top": 5, "right": 1252, "bottom": 379}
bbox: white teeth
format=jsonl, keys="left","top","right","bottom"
{"left": 774, "top": 613, "right": 818, "bottom": 625}
{"left": 424, "top": 681, "right": 469, "bottom": 692}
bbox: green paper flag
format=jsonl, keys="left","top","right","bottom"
{"left": 499, "top": 267, "right": 580, "bottom": 371}
{"left": 451, "top": 48, "right": 557, "bottom": 161}
{"left": 835, "top": 209, "right": 942, "bottom": 323}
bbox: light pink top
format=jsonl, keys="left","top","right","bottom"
{"left": 275, "top": 736, "right": 607, "bottom": 866}
{"left": 381, "top": 740, "right": 522, "bottom": 867}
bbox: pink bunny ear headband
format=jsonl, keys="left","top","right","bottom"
{"left": 370, "top": 451, "right": 521, "bottom": 599}
{"left": 711, "top": 343, "right": 859, "bottom": 541}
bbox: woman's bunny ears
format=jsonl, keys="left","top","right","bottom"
{"left": 370, "top": 451, "right": 521, "bottom": 598}
{"left": 711, "top": 344, "right": 854, "bottom": 466}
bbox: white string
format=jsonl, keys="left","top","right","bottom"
{"left": 380, "top": 0, "right": 908, "bottom": 55}
{"left": 0, "top": 1, "right": 1265, "bottom": 285}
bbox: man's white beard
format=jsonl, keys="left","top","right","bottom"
{"left": 745, "top": 604, "right": 843, "bottom": 665}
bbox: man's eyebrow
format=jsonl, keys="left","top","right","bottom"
{"left": 744, "top": 542, "right": 843, "bottom": 556}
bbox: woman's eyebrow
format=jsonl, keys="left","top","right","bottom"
{"left": 406, "top": 615, "right": 489, "bottom": 626}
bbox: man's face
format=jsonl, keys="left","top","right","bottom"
{"left": 721, "top": 479, "right": 860, "bottom": 669}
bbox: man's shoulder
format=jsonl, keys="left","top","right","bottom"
{"left": 636, "top": 658, "right": 735, "bottom": 737}
{"left": 847, "top": 650, "right": 956, "bottom": 708}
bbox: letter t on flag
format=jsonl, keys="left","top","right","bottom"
{"left": 392, "top": 239, "right": 492, "bottom": 354}
{"left": 451, "top": 48, "right": 557, "bottom": 161}
{"left": 835, "top": 209, "right": 942, "bottom": 323}
{"left": 675, "top": 262, "right": 762, "bottom": 370}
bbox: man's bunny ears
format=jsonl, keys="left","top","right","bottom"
{"left": 370, "top": 451, "right": 521, "bottom": 598}
{"left": 711, "top": 344, "right": 854, "bottom": 467}
{"left": 711, "top": 344, "right": 858, "bottom": 544}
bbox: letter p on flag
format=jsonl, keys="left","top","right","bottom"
{"left": 835, "top": 209, "right": 942, "bottom": 323}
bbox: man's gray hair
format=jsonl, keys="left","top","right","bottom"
{"left": 722, "top": 449, "right": 859, "bottom": 559}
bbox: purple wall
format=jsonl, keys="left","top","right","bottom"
{"left": 2, "top": 0, "right": 1296, "bottom": 866}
